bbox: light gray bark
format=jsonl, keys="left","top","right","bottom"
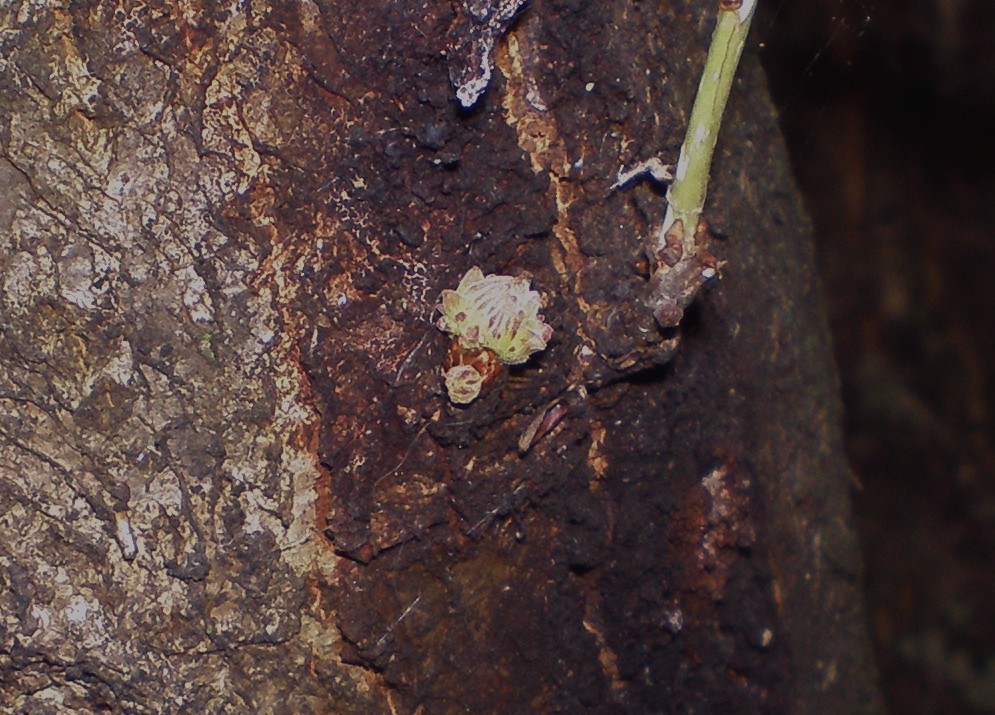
{"left": 0, "top": 3, "right": 377, "bottom": 711}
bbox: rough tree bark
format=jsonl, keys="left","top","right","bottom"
{"left": 0, "top": 1, "right": 881, "bottom": 713}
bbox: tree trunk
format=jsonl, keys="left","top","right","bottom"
{"left": 1, "top": 1, "right": 880, "bottom": 713}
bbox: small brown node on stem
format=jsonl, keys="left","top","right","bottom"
{"left": 694, "top": 217, "right": 709, "bottom": 241}
{"left": 719, "top": 0, "right": 743, "bottom": 11}
{"left": 653, "top": 301, "right": 686, "bottom": 330}
{"left": 656, "top": 219, "right": 685, "bottom": 267}
{"left": 648, "top": 214, "right": 718, "bottom": 329}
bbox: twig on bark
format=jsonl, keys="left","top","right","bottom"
{"left": 648, "top": 0, "right": 757, "bottom": 327}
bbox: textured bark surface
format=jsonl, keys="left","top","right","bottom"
{"left": 1, "top": 1, "right": 879, "bottom": 713}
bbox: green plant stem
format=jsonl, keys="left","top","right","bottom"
{"left": 658, "top": 0, "right": 757, "bottom": 255}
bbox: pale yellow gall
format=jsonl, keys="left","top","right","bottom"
{"left": 436, "top": 266, "right": 553, "bottom": 405}
{"left": 437, "top": 267, "right": 552, "bottom": 364}
{"left": 443, "top": 364, "right": 485, "bottom": 405}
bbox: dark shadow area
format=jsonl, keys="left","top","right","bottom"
{"left": 759, "top": 0, "right": 995, "bottom": 713}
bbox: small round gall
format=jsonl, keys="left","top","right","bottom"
{"left": 443, "top": 364, "right": 485, "bottom": 405}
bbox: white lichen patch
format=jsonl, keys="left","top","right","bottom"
{"left": 178, "top": 264, "right": 214, "bottom": 323}
{"left": 52, "top": 47, "right": 102, "bottom": 119}
{"left": 56, "top": 243, "right": 118, "bottom": 311}
{"left": 64, "top": 594, "right": 93, "bottom": 625}
{"left": 114, "top": 513, "right": 138, "bottom": 561}
{"left": 30, "top": 604, "right": 53, "bottom": 631}
{"left": 437, "top": 266, "right": 552, "bottom": 365}
{"left": 2, "top": 249, "right": 56, "bottom": 312}
{"left": 102, "top": 339, "right": 135, "bottom": 385}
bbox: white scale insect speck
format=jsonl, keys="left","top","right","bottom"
{"left": 64, "top": 595, "right": 91, "bottom": 625}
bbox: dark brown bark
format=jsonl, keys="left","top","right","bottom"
{"left": 1, "top": 1, "right": 880, "bottom": 713}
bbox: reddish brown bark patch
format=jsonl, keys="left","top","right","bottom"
{"left": 234, "top": 0, "right": 879, "bottom": 712}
